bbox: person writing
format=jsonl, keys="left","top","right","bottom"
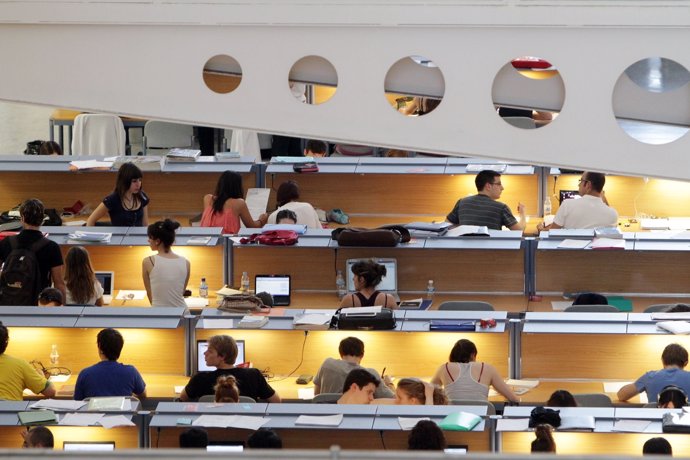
{"left": 142, "top": 219, "right": 190, "bottom": 308}
{"left": 340, "top": 259, "right": 397, "bottom": 309}
{"left": 538, "top": 171, "right": 618, "bottom": 230}
{"left": 431, "top": 338, "right": 519, "bottom": 403}
{"left": 446, "top": 170, "right": 525, "bottom": 231}
{"left": 201, "top": 171, "right": 267, "bottom": 234}
{"left": 87, "top": 162, "right": 149, "bottom": 226}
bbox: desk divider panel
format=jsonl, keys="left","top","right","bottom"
{"left": 0, "top": 426, "right": 139, "bottom": 450}
{"left": 501, "top": 432, "right": 690, "bottom": 455}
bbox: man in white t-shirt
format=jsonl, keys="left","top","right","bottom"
{"left": 538, "top": 171, "right": 618, "bottom": 230}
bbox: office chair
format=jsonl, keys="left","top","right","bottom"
{"left": 312, "top": 393, "right": 342, "bottom": 404}
{"left": 644, "top": 304, "right": 673, "bottom": 313}
{"left": 142, "top": 120, "right": 194, "bottom": 155}
{"left": 449, "top": 399, "right": 496, "bottom": 415}
{"left": 573, "top": 393, "right": 613, "bottom": 407}
{"left": 71, "top": 114, "right": 126, "bottom": 156}
{"left": 502, "top": 116, "right": 537, "bottom": 129}
{"left": 222, "top": 129, "right": 263, "bottom": 161}
{"left": 564, "top": 305, "right": 619, "bottom": 312}
{"left": 198, "top": 395, "right": 256, "bottom": 403}
{"left": 438, "top": 301, "right": 495, "bottom": 311}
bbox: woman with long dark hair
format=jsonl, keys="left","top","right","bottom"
{"left": 200, "top": 171, "right": 266, "bottom": 234}
{"left": 87, "top": 162, "right": 149, "bottom": 226}
{"left": 64, "top": 246, "right": 103, "bottom": 306}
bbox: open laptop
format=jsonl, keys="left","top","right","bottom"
{"left": 559, "top": 190, "right": 580, "bottom": 204}
{"left": 64, "top": 441, "right": 115, "bottom": 451}
{"left": 255, "top": 274, "right": 291, "bottom": 306}
{"left": 196, "top": 339, "right": 245, "bottom": 372}
{"left": 345, "top": 258, "right": 399, "bottom": 302}
{"left": 95, "top": 271, "right": 114, "bottom": 305}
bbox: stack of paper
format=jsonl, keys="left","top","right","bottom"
{"left": 30, "top": 399, "right": 86, "bottom": 411}
{"left": 557, "top": 239, "right": 591, "bottom": 249}
{"left": 87, "top": 397, "right": 130, "bottom": 411}
{"left": 293, "top": 313, "right": 332, "bottom": 330}
{"left": 166, "top": 148, "right": 201, "bottom": 162}
{"left": 69, "top": 160, "right": 114, "bottom": 171}
{"left": 446, "top": 225, "right": 490, "bottom": 237}
{"left": 68, "top": 231, "right": 112, "bottom": 243}
{"left": 238, "top": 315, "right": 269, "bottom": 329}
{"left": 216, "top": 286, "right": 243, "bottom": 297}
{"left": 656, "top": 321, "right": 690, "bottom": 334}
{"left": 590, "top": 237, "right": 626, "bottom": 250}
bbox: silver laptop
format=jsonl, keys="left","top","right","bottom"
{"left": 94, "top": 271, "right": 114, "bottom": 305}
{"left": 345, "top": 258, "right": 399, "bottom": 301}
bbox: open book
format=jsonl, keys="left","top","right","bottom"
{"left": 447, "top": 225, "right": 490, "bottom": 237}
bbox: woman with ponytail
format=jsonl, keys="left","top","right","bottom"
{"left": 214, "top": 375, "right": 240, "bottom": 403}
{"left": 142, "top": 219, "right": 190, "bottom": 308}
{"left": 531, "top": 424, "right": 556, "bottom": 453}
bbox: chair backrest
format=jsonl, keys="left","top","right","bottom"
{"left": 573, "top": 393, "right": 613, "bottom": 407}
{"left": 644, "top": 304, "right": 673, "bottom": 313}
{"left": 438, "top": 301, "right": 495, "bottom": 311}
{"left": 312, "top": 393, "right": 341, "bottom": 404}
{"left": 449, "top": 399, "right": 496, "bottom": 415}
{"left": 143, "top": 121, "right": 193, "bottom": 154}
{"left": 198, "top": 395, "right": 256, "bottom": 403}
{"left": 502, "top": 116, "right": 537, "bottom": 129}
{"left": 226, "top": 129, "right": 261, "bottom": 161}
{"left": 239, "top": 395, "right": 256, "bottom": 403}
{"left": 564, "top": 305, "right": 620, "bottom": 312}
{"left": 71, "top": 114, "right": 126, "bottom": 156}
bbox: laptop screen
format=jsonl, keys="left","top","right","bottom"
{"left": 559, "top": 190, "right": 580, "bottom": 204}
{"left": 64, "top": 442, "right": 115, "bottom": 451}
{"left": 255, "top": 275, "right": 291, "bottom": 306}
{"left": 197, "top": 339, "right": 245, "bottom": 372}
{"left": 345, "top": 258, "right": 397, "bottom": 292}
{"left": 94, "top": 271, "right": 114, "bottom": 296}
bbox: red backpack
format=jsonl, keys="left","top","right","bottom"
{"left": 240, "top": 230, "right": 298, "bottom": 246}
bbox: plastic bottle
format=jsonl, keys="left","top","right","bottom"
{"left": 336, "top": 270, "right": 346, "bottom": 299}
{"left": 199, "top": 277, "right": 208, "bottom": 298}
{"left": 241, "top": 271, "right": 250, "bottom": 292}
{"left": 543, "top": 196, "right": 552, "bottom": 215}
{"left": 426, "top": 280, "right": 435, "bottom": 300}
{"left": 50, "top": 344, "right": 59, "bottom": 365}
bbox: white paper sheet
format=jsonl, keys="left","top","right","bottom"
{"left": 294, "top": 313, "right": 332, "bottom": 326}
{"left": 496, "top": 418, "right": 530, "bottom": 431}
{"left": 193, "top": 414, "right": 269, "bottom": 430}
{"left": 30, "top": 399, "right": 86, "bottom": 411}
{"left": 612, "top": 419, "right": 652, "bottom": 432}
{"left": 398, "top": 417, "right": 430, "bottom": 430}
{"left": 59, "top": 412, "right": 104, "bottom": 426}
{"left": 298, "top": 388, "right": 315, "bottom": 400}
{"left": 657, "top": 321, "right": 690, "bottom": 334}
{"left": 295, "top": 414, "right": 344, "bottom": 427}
{"left": 505, "top": 379, "right": 540, "bottom": 388}
{"left": 174, "top": 386, "right": 185, "bottom": 394}
{"left": 98, "top": 415, "right": 136, "bottom": 429}
{"left": 557, "top": 239, "right": 591, "bottom": 249}
{"left": 184, "top": 297, "right": 209, "bottom": 308}
{"left": 48, "top": 374, "right": 70, "bottom": 383}
{"left": 203, "top": 319, "right": 234, "bottom": 329}
{"left": 246, "top": 188, "right": 270, "bottom": 221}
{"left": 551, "top": 301, "right": 573, "bottom": 311}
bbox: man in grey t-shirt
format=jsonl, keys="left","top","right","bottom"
{"left": 313, "top": 337, "right": 394, "bottom": 398}
{"left": 446, "top": 170, "right": 525, "bottom": 231}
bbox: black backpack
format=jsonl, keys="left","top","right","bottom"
{"left": 0, "top": 236, "right": 50, "bottom": 306}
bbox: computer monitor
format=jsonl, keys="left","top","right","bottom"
{"left": 196, "top": 339, "right": 245, "bottom": 372}
{"left": 63, "top": 441, "right": 115, "bottom": 451}
{"left": 254, "top": 274, "right": 291, "bottom": 306}
{"left": 559, "top": 190, "right": 580, "bottom": 204}
{"left": 345, "top": 258, "right": 397, "bottom": 293}
{"left": 94, "top": 271, "right": 114, "bottom": 295}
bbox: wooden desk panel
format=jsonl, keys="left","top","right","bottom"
{"left": 0, "top": 171, "right": 254, "bottom": 217}
{"left": 7, "top": 327, "right": 185, "bottom": 375}
{"left": 382, "top": 430, "right": 489, "bottom": 452}
{"left": 0, "top": 426, "right": 138, "bottom": 449}
{"left": 268, "top": 173, "right": 538, "bottom": 217}
{"left": 233, "top": 247, "right": 525, "bottom": 294}
{"left": 196, "top": 330, "right": 510, "bottom": 380}
{"left": 515, "top": 380, "right": 641, "bottom": 405}
{"left": 502, "top": 432, "right": 690, "bottom": 455}
{"left": 535, "top": 250, "right": 690, "bottom": 294}
{"left": 521, "top": 334, "right": 690, "bottom": 380}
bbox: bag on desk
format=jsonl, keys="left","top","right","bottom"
{"left": 529, "top": 406, "right": 561, "bottom": 428}
{"left": 24, "top": 140, "right": 45, "bottom": 155}
{"left": 333, "top": 307, "right": 397, "bottom": 330}
{"left": 331, "top": 225, "right": 410, "bottom": 247}
{"left": 240, "top": 230, "right": 298, "bottom": 246}
{"left": 218, "top": 294, "right": 267, "bottom": 313}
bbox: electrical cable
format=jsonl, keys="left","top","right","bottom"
{"left": 269, "top": 330, "right": 308, "bottom": 381}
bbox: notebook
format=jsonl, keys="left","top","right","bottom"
{"left": 95, "top": 271, "right": 114, "bottom": 305}
{"left": 197, "top": 339, "right": 245, "bottom": 372}
{"left": 254, "top": 274, "right": 291, "bottom": 306}
{"left": 345, "top": 258, "right": 398, "bottom": 300}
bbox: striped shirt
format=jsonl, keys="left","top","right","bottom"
{"left": 446, "top": 194, "right": 518, "bottom": 230}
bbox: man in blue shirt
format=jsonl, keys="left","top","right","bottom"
{"left": 618, "top": 343, "right": 690, "bottom": 404}
{"left": 74, "top": 328, "right": 146, "bottom": 400}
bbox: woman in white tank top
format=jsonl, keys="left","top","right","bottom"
{"left": 142, "top": 219, "right": 190, "bottom": 308}
{"left": 431, "top": 338, "right": 519, "bottom": 403}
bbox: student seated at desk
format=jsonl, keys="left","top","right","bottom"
{"left": 64, "top": 246, "right": 103, "bottom": 306}
{"left": 22, "top": 426, "right": 54, "bottom": 449}
{"left": 340, "top": 259, "right": 397, "bottom": 309}
{"left": 37, "top": 287, "right": 63, "bottom": 307}
{"left": 247, "top": 429, "right": 282, "bottom": 449}
{"left": 314, "top": 336, "right": 394, "bottom": 399}
{"left": 643, "top": 437, "right": 672, "bottom": 456}
{"left": 181, "top": 335, "right": 280, "bottom": 403}
{"left": 266, "top": 180, "right": 321, "bottom": 229}
{"left": 87, "top": 162, "right": 149, "bottom": 227}
{"left": 657, "top": 385, "right": 688, "bottom": 409}
{"left": 431, "top": 339, "right": 519, "bottom": 403}
{"left": 201, "top": 171, "right": 267, "bottom": 234}
{"left": 74, "top": 328, "right": 146, "bottom": 400}
{"left": 618, "top": 343, "right": 690, "bottom": 404}
{"left": 0, "top": 321, "right": 55, "bottom": 401}
{"left": 408, "top": 420, "right": 446, "bottom": 450}
{"left": 531, "top": 424, "right": 556, "bottom": 453}
{"left": 214, "top": 374, "right": 240, "bottom": 403}
{"left": 394, "top": 378, "right": 447, "bottom": 405}
{"left": 337, "top": 368, "right": 379, "bottom": 404}
{"left": 546, "top": 389, "right": 578, "bottom": 407}
{"left": 142, "top": 219, "right": 190, "bottom": 308}
{"left": 276, "top": 209, "right": 297, "bottom": 225}
{"left": 179, "top": 428, "right": 208, "bottom": 448}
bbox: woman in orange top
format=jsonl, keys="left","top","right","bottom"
{"left": 201, "top": 171, "right": 267, "bottom": 234}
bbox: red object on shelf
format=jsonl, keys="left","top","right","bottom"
{"left": 511, "top": 57, "right": 552, "bottom": 69}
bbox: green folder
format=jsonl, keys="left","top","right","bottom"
{"left": 438, "top": 411, "right": 482, "bottom": 432}
{"left": 18, "top": 410, "right": 56, "bottom": 425}
{"left": 607, "top": 296, "right": 633, "bottom": 312}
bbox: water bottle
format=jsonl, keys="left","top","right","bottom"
{"left": 426, "top": 280, "right": 435, "bottom": 300}
{"left": 336, "top": 270, "right": 346, "bottom": 299}
{"left": 241, "top": 271, "right": 250, "bottom": 292}
{"left": 50, "top": 344, "right": 59, "bottom": 365}
{"left": 199, "top": 277, "right": 208, "bottom": 298}
{"left": 543, "top": 196, "right": 552, "bottom": 215}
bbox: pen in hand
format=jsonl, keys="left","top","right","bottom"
{"left": 381, "top": 367, "right": 386, "bottom": 378}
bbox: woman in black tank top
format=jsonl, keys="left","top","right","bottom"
{"left": 340, "top": 259, "right": 397, "bottom": 309}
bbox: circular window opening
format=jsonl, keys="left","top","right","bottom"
{"left": 614, "top": 57, "right": 690, "bottom": 145}
{"left": 384, "top": 56, "right": 445, "bottom": 116}
{"left": 492, "top": 56, "right": 564, "bottom": 129}
{"left": 202, "top": 55, "right": 242, "bottom": 94}
{"left": 288, "top": 56, "right": 338, "bottom": 105}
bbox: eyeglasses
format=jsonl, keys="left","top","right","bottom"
{"left": 30, "top": 360, "right": 71, "bottom": 378}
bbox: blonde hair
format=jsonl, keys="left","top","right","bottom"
{"left": 214, "top": 374, "right": 240, "bottom": 403}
